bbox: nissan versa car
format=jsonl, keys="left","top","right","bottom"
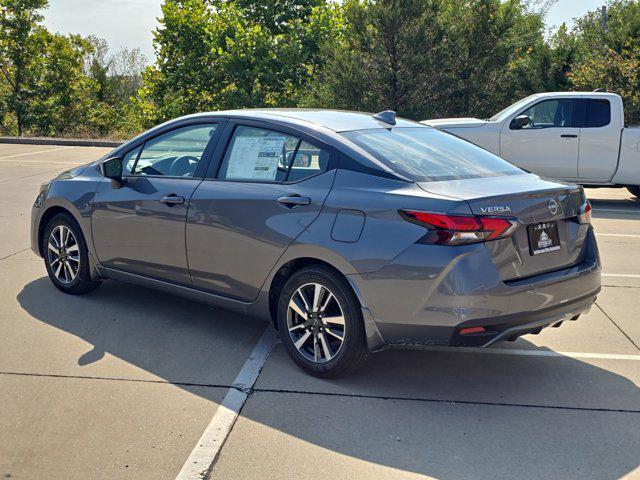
{"left": 31, "top": 109, "right": 601, "bottom": 376}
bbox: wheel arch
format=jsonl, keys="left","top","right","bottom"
{"left": 37, "top": 205, "right": 77, "bottom": 257}
{"left": 267, "top": 257, "right": 360, "bottom": 329}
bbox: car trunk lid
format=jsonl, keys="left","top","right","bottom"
{"left": 418, "top": 174, "right": 588, "bottom": 281}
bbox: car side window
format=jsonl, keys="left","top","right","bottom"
{"left": 512, "top": 99, "right": 578, "bottom": 129}
{"left": 287, "top": 141, "right": 331, "bottom": 182}
{"left": 218, "top": 126, "right": 331, "bottom": 183}
{"left": 218, "top": 126, "right": 299, "bottom": 182}
{"left": 585, "top": 99, "right": 611, "bottom": 128}
{"left": 128, "top": 124, "right": 217, "bottom": 178}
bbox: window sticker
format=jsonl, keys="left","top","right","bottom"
{"left": 226, "top": 136, "right": 286, "bottom": 180}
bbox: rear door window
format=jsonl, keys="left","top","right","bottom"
{"left": 218, "top": 126, "right": 330, "bottom": 183}
{"left": 585, "top": 99, "right": 611, "bottom": 127}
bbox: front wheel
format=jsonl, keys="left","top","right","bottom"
{"left": 627, "top": 186, "right": 640, "bottom": 199}
{"left": 277, "top": 266, "right": 368, "bottom": 377}
{"left": 42, "top": 213, "right": 101, "bottom": 294}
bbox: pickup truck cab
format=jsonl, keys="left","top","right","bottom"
{"left": 422, "top": 92, "right": 640, "bottom": 197}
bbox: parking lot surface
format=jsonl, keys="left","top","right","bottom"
{"left": 1, "top": 144, "right": 639, "bottom": 479}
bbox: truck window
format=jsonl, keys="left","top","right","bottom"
{"left": 511, "top": 99, "right": 579, "bottom": 129}
{"left": 585, "top": 99, "right": 611, "bottom": 128}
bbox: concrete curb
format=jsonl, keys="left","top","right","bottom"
{"left": 0, "top": 136, "right": 123, "bottom": 148}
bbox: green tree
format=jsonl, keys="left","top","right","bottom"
{"left": 304, "top": 0, "right": 445, "bottom": 118}
{"left": 85, "top": 35, "right": 110, "bottom": 103}
{"left": 28, "top": 32, "right": 96, "bottom": 136}
{"left": 443, "top": 0, "right": 550, "bottom": 117}
{"left": 0, "top": 0, "right": 48, "bottom": 135}
{"left": 0, "top": 0, "right": 104, "bottom": 137}
{"left": 83, "top": 35, "right": 147, "bottom": 137}
{"left": 544, "top": 23, "right": 579, "bottom": 92}
{"left": 233, "top": 0, "right": 324, "bottom": 34}
{"left": 305, "top": 0, "right": 555, "bottom": 120}
{"left": 568, "top": 0, "right": 640, "bottom": 124}
{"left": 137, "top": 0, "right": 341, "bottom": 126}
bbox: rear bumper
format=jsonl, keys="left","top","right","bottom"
{"left": 350, "top": 227, "right": 601, "bottom": 351}
{"left": 449, "top": 292, "right": 595, "bottom": 347}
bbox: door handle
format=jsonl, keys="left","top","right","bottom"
{"left": 277, "top": 194, "right": 311, "bottom": 207}
{"left": 160, "top": 194, "right": 185, "bottom": 206}
{"left": 560, "top": 134, "right": 578, "bottom": 138}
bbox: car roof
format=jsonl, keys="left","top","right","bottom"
{"left": 530, "top": 91, "right": 621, "bottom": 99}
{"left": 180, "top": 108, "right": 423, "bottom": 132}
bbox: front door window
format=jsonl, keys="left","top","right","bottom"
{"left": 125, "top": 124, "right": 218, "bottom": 177}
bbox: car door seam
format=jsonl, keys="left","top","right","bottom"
{"left": 254, "top": 168, "right": 340, "bottom": 299}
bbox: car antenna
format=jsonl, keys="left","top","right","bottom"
{"left": 593, "top": 87, "right": 606, "bottom": 92}
{"left": 372, "top": 110, "right": 396, "bottom": 126}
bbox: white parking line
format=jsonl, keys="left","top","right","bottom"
{"left": 175, "top": 327, "right": 277, "bottom": 480}
{"left": 418, "top": 346, "right": 640, "bottom": 360}
{"left": 0, "top": 159, "right": 84, "bottom": 165}
{"left": 0, "top": 146, "right": 75, "bottom": 159}
{"left": 602, "top": 273, "right": 640, "bottom": 279}
{"left": 593, "top": 208, "right": 640, "bottom": 215}
{"left": 596, "top": 233, "right": 640, "bottom": 238}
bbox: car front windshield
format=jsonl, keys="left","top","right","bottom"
{"left": 489, "top": 95, "right": 537, "bottom": 122}
{"left": 341, "top": 127, "right": 525, "bottom": 182}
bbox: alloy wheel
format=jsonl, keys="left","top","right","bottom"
{"left": 47, "top": 225, "right": 80, "bottom": 284}
{"left": 287, "top": 282, "right": 346, "bottom": 363}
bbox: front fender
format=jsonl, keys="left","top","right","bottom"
{"left": 32, "top": 176, "right": 101, "bottom": 279}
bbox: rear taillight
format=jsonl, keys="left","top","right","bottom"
{"left": 400, "top": 210, "right": 518, "bottom": 245}
{"left": 578, "top": 201, "right": 592, "bottom": 224}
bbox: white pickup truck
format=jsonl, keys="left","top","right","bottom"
{"left": 422, "top": 92, "right": 640, "bottom": 197}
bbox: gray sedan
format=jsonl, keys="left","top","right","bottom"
{"left": 31, "top": 109, "right": 601, "bottom": 376}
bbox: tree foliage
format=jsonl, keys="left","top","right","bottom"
{"left": 1, "top": 0, "right": 640, "bottom": 139}
{"left": 304, "top": 0, "right": 561, "bottom": 119}
{"left": 135, "top": 0, "right": 342, "bottom": 128}
{"left": 568, "top": 0, "right": 640, "bottom": 124}
{"left": 0, "top": 0, "right": 48, "bottom": 134}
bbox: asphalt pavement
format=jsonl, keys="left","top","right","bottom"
{"left": 0, "top": 144, "right": 638, "bottom": 480}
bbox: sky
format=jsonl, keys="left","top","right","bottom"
{"left": 43, "top": 0, "right": 607, "bottom": 63}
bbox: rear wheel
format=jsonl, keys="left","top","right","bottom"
{"left": 277, "top": 266, "right": 368, "bottom": 377}
{"left": 43, "top": 213, "right": 101, "bottom": 294}
{"left": 627, "top": 186, "right": 640, "bottom": 198}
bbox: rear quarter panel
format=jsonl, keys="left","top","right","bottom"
{"left": 286, "top": 169, "right": 465, "bottom": 275}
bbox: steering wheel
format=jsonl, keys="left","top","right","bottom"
{"left": 170, "top": 155, "right": 199, "bottom": 177}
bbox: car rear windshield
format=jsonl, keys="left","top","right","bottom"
{"left": 341, "top": 127, "right": 525, "bottom": 182}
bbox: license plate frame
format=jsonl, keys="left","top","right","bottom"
{"left": 528, "top": 221, "right": 561, "bottom": 255}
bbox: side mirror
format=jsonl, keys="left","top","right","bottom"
{"left": 99, "top": 156, "right": 123, "bottom": 187}
{"left": 294, "top": 153, "right": 312, "bottom": 168}
{"left": 512, "top": 115, "right": 531, "bottom": 129}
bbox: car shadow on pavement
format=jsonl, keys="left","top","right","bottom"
{"left": 17, "top": 277, "right": 640, "bottom": 480}
{"left": 16, "top": 276, "right": 268, "bottom": 394}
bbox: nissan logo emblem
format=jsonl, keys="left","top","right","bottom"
{"left": 548, "top": 199, "right": 559, "bottom": 215}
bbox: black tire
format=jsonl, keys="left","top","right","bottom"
{"left": 277, "top": 265, "right": 368, "bottom": 377}
{"left": 627, "top": 186, "right": 640, "bottom": 198}
{"left": 42, "top": 213, "right": 101, "bottom": 294}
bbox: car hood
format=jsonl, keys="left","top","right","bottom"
{"left": 420, "top": 118, "right": 488, "bottom": 129}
